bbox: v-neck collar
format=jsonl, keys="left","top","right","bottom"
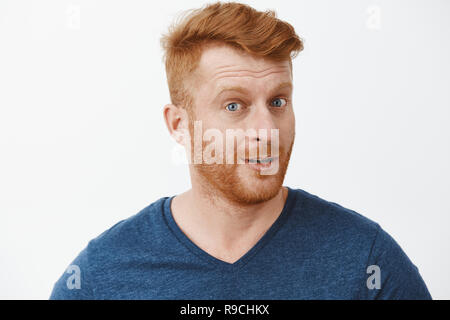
{"left": 162, "top": 187, "right": 297, "bottom": 272}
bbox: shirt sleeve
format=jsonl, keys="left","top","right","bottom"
{"left": 360, "top": 224, "right": 432, "bottom": 300}
{"left": 49, "top": 245, "right": 94, "bottom": 300}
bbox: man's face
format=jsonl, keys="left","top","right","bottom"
{"left": 186, "top": 44, "right": 295, "bottom": 204}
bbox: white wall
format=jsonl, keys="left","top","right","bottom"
{"left": 0, "top": 0, "right": 449, "bottom": 299}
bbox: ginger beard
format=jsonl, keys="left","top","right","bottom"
{"left": 187, "top": 118, "right": 294, "bottom": 205}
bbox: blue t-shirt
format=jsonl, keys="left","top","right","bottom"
{"left": 50, "top": 187, "right": 431, "bottom": 299}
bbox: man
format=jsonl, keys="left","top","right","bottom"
{"left": 50, "top": 2, "right": 431, "bottom": 299}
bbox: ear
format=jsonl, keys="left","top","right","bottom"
{"left": 163, "top": 104, "right": 189, "bottom": 146}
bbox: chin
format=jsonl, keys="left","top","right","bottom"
{"left": 230, "top": 170, "right": 284, "bottom": 205}
{"left": 194, "top": 151, "right": 291, "bottom": 205}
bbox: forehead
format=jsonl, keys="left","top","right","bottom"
{"left": 193, "top": 45, "right": 292, "bottom": 88}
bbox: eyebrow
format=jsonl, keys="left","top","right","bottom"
{"left": 215, "top": 82, "right": 293, "bottom": 98}
{"left": 216, "top": 86, "right": 248, "bottom": 97}
{"left": 273, "top": 82, "right": 293, "bottom": 92}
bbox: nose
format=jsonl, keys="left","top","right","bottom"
{"left": 247, "top": 102, "right": 277, "bottom": 144}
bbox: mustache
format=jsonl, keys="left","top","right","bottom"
{"left": 194, "top": 142, "right": 284, "bottom": 167}
{"left": 185, "top": 121, "right": 284, "bottom": 166}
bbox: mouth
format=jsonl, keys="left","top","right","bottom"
{"left": 242, "top": 156, "right": 279, "bottom": 170}
{"left": 246, "top": 157, "right": 276, "bottom": 164}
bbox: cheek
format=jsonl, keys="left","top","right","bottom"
{"left": 278, "top": 109, "right": 295, "bottom": 136}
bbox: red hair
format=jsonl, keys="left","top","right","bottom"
{"left": 161, "top": 2, "right": 304, "bottom": 108}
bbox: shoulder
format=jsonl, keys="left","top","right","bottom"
{"left": 88, "top": 196, "right": 168, "bottom": 251}
{"left": 49, "top": 196, "right": 170, "bottom": 299}
{"left": 286, "top": 187, "right": 431, "bottom": 299}
{"left": 288, "top": 187, "right": 381, "bottom": 243}
{"left": 81, "top": 196, "right": 172, "bottom": 272}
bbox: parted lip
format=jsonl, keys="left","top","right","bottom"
{"left": 242, "top": 156, "right": 279, "bottom": 163}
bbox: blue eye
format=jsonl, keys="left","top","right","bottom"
{"left": 226, "top": 102, "right": 241, "bottom": 112}
{"left": 271, "top": 98, "right": 287, "bottom": 108}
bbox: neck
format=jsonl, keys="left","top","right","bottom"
{"left": 171, "top": 181, "right": 288, "bottom": 263}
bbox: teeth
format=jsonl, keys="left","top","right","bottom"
{"left": 259, "top": 158, "right": 272, "bottom": 163}
{"left": 248, "top": 158, "right": 273, "bottom": 164}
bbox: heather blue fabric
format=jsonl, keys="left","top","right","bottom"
{"left": 50, "top": 187, "right": 431, "bottom": 300}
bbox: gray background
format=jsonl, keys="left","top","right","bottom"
{"left": 0, "top": 0, "right": 449, "bottom": 299}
